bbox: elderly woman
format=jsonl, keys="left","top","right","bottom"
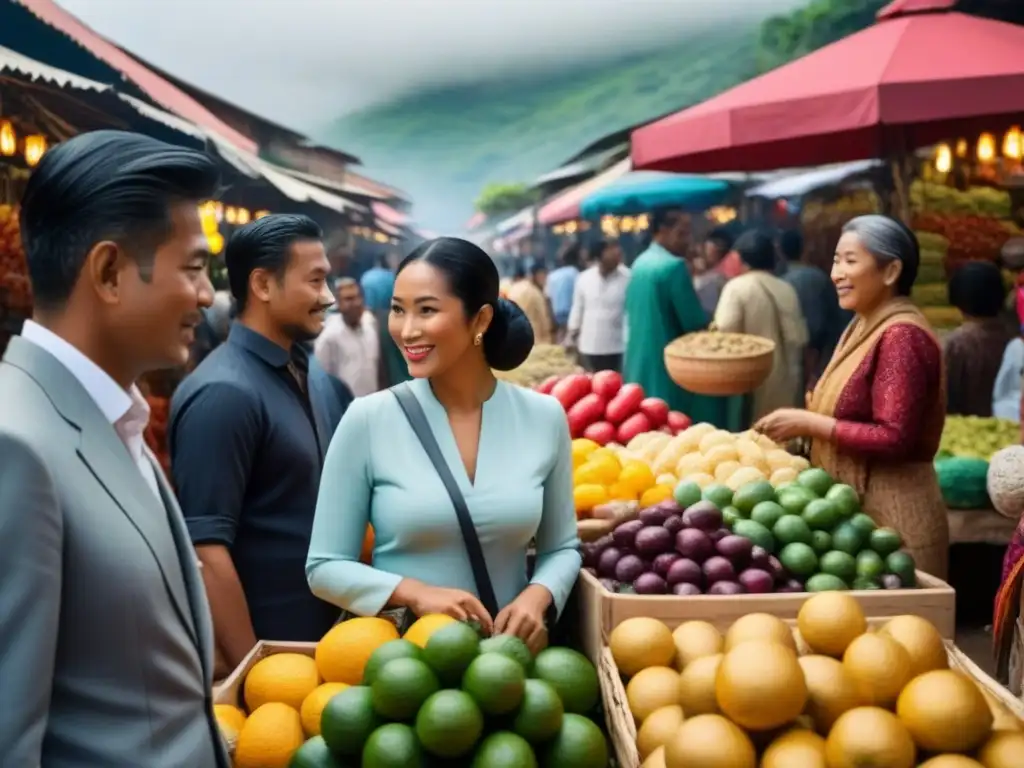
{"left": 754, "top": 215, "right": 949, "bottom": 578}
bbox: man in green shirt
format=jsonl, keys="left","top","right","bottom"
{"left": 624, "top": 209, "right": 727, "bottom": 427}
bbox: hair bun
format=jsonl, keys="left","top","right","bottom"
{"left": 483, "top": 298, "right": 534, "bottom": 371}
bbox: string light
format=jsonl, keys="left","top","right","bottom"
{"left": 0, "top": 120, "right": 16, "bottom": 156}
{"left": 934, "top": 143, "right": 952, "bottom": 173}
{"left": 977, "top": 133, "right": 996, "bottom": 163}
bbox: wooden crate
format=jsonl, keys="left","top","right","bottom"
{"left": 1010, "top": 618, "right": 1024, "bottom": 697}
{"left": 213, "top": 640, "right": 318, "bottom": 708}
{"left": 599, "top": 638, "right": 1024, "bottom": 768}
{"left": 578, "top": 568, "right": 956, "bottom": 663}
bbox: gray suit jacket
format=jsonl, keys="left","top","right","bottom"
{"left": 0, "top": 337, "right": 229, "bottom": 768}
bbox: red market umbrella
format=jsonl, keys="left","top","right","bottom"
{"left": 632, "top": 3, "right": 1024, "bottom": 173}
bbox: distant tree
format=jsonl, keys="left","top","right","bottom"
{"left": 474, "top": 182, "right": 538, "bottom": 217}
{"left": 756, "top": 0, "right": 887, "bottom": 73}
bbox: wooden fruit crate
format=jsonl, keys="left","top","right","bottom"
{"left": 578, "top": 568, "right": 956, "bottom": 663}
{"left": 213, "top": 640, "right": 317, "bottom": 708}
{"left": 599, "top": 634, "right": 1024, "bottom": 768}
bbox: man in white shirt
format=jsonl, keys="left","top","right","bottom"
{"left": 315, "top": 277, "right": 381, "bottom": 396}
{"left": 567, "top": 239, "right": 631, "bottom": 373}
{"left": 0, "top": 130, "right": 227, "bottom": 767}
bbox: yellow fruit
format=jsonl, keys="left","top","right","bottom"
{"left": 574, "top": 483, "right": 609, "bottom": 513}
{"left": 627, "top": 666, "right": 683, "bottom": 723}
{"left": 642, "top": 745, "right": 667, "bottom": 768}
{"left": 725, "top": 466, "right": 766, "bottom": 491}
{"left": 640, "top": 484, "right": 674, "bottom": 507}
{"left": 655, "top": 473, "right": 677, "bottom": 487}
{"left": 589, "top": 454, "right": 621, "bottom": 485}
{"left": 713, "top": 460, "right": 742, "bottom": 484}
{"left": 716, "top": 640, "right": 807, "bottom": 731}
{"left": 316, "top": 617, "right": 399, "bottom": 684}
{"left": 678, "top": 653, "right": 722, "bottom": 716}
{"left": 798, "top": 655, "right": 863, "bottom": 733}
{"left": 765, "top": 449, "right": 796, "bottom": 472}
{"left": 790, "top": 455, "right": 811, "bottom": 471}
{"left": 978, "top": 730, "right": 1024, "bottom": 767}
{"left": 917, "top": 757, "right": 985, "bottom": 768}
{"left": 574, "top": 463, "right": 606, "bottom": 486}
{"left": 590, "top": 446, "right": 619, "bottom": 464}
{"left": 607, "top": 480, "right": 638, "bottom": 501}
{"left": 842, "top": 633, "right": 913, "bottom": 708}
{"left": 704, "top": 443, "right": 739, "bottom": 466}
{"left": 733, "top": 438, "right": 763, "bottom": 465}
{"left": 682, "top": 472, "right": 716, "bottom": 489}
{"left": 234, "top": 702, "right": 305, "bottom": 768}
{"left": 299, "top": 682, "right": 349, "bottom": 736}
{"left": 610, "top": 617, "right": 676, "bottom": 676}
{"left": 637, "top": 705, "right": 684, "bottom": 760}
{"left": 619, "top": 460, "right": 656, "bottom": 494}
{"left": 214, "top": 703, "right": 247, "bottom": 732}
{"left": 243, "top": 653, "right": 320, "bottom": 712}
{"left": 761, "top": 728, "right": 826, "bottom": 768}
{"left": 724, "top": 612, "right": 796, "bottom": 652}
{"left": 798, "top": 591, "right": 867, "bottom": 658}
{"left": 878, "top": 615, "right": 948, "bottom": 677}
{"left": 770, "top": 467, "right": 798, "bottom": 486}
{"left": 663, "top": 714, "right": 756, "bottom": 768}
{"left": 824, "top": 707, "right": 916, "bottom": 768}
{"left": 675, "top": 452, "right": 713, "bottom": 477}
{"left": 698, "top": 430, "right": 734, "bottom": 454}
{"left": 896, "top": 670, "right": 993, "bottom": 753}
{"left": 672, "top": 620, "right": 723, "bottom": 670}
{"left": 572, "top": 437, "right": 600, "bottom": 459}
{"left": 403, "top": 613, "right": 457, "bottom": 647}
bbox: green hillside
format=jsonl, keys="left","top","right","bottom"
{"left": 323, "top": 0, "right": 886, "bottom": 230}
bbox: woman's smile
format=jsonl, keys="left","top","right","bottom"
{"left": 403, "top": 344, "right": 434, "bottom": 363}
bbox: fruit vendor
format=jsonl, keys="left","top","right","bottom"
{"left": 754, "top": 215, "right": 949, "bottom": 578}
{"left": 623, "top": 208, "right": 728, "bottom": 427}
{"left": 943, "top": 261, "right": 1013, "bottom": 417}
{"left": 307, "top": 237, "right": 581, "bottom": 654}
{"left": 170, "top": 215, "right": 350, "bottom": 671}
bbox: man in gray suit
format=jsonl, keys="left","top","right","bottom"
{"left": 0, "top": 131, "right": 228, "bottom": 767}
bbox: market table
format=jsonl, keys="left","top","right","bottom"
{"left": 947, "top": 506, "right": 1019, "bottom": 546}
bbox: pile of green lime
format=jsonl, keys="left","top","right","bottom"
{"left": 716, "top": 468, "right": 918, "bottom": 592}
{"left": 290, "top": 622, "right": 608, "bottom": 768}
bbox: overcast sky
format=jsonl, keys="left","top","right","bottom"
{"left": 57, "top": 0, "right": 804, "bottom": 132}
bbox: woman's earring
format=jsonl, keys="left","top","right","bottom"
{"left": 474, "top": 333, "right": 483, "bottom": 346}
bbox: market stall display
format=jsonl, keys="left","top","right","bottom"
{"left": 935, "top": 417, "right": 1019, "bottom": 510}
{"left": 494, "top": 344, "right": 581, "bottom": 388}
{"left": 214, "top": 614, "right": 610, "bottom": 768}
{"left": 601, "top": 595, "right": 1024, "bottom": 768}
{"left": 663, "top": 332, "right": 776, "bottom": 396}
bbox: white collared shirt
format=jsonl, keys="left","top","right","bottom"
{"left": 314, "top": 311, "right": 380, "bottom": 397}
{"left": 567, "top": 264, "right": 631, "bottom": 355}
{"left": 20, "top": 320, "right": 161, "bottom": 499}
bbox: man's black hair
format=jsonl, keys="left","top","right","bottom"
{"left": 559, "top": 242, "right": 581, "bottom": 268}
{"left": 650, "top": 208, "right": 685, "bottom": 234}
{"left": 19, "top": 129, "right": 221, "bottom": 311}
{"left": 225, "top": 213, "right": 323, "bottom": 312}
{"left": 733, "top": 229, "right": 777, "bottom": 272}
{"left": 778, "top": 229, "right": 804, "bottom": 262}
{"left": 948, "top": 261, "right": 1006, "bottom": 319}
{"left": 705, "top": 227, "right": 734, "bottom": 253}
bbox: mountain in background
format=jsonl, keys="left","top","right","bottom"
{"left": 322, "top": 0, "right": 887, "bottom": 230}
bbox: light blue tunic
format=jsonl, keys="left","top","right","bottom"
{"left": 306, "top": 378, "right": 582, "bottom": 618}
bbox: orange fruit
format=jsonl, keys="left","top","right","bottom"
{"left": 619, "top": 460, "right": 656, "bottom": 494}
{"left": 640, "top": 484, "right": 674, "bottom": 507}
{"left": 607, "top": 481, "right": 639, "bottom": 502}
{"left": 316, "top": 617, "right": 400, "bottom": 684}
{"left": 574, "top": 484, "right": 609, "bottom": 514}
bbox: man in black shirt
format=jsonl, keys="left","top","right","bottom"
{"left": 169, "top": 214, "right": 346, "bottom": 673}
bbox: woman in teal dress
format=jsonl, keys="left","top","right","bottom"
{"left": 307, "top": 237, "right": 581, "bottom": 652}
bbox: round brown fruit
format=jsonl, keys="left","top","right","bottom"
{"left": 671, "top": 620, "right": 723, "bottom": 671}
{"left": 678, "top": 653, "right": 722, "bottom": 716}
{"left": 637, "top": 705, "right": 684, "bottom": 760}
{"left": 797, "top": 592, "right": 867, "bottom": 658}
{"left": 663, "top": 714, "right": 755, "bottom": 768}
{"left": 842, "top": 632, "right": 912, "bottom": 708}
{"left": 824, "top": 707, "right": 916, "bottom": 768}
{"left": 715, "top": 640, "right": 807, "bottom": 731}
{"left": 610, "top": 617, "right": 676, "bottom": 677}
{"left": 626, "top": 666, "right": 683, "bottom": 724}
{"left": 878, "top": 615, "right": 948, "bottom": 677}
{"left": 760, "top": 728, "right": 826, "bottom": 768}
{"left": 723, "top": 612, "right": 796, "bottom": 653}
{"left": 896, "top": 670, "right": 994, "bottom": 754}
{"left": 797, "top": 655, "right": 863, "bottom": 733}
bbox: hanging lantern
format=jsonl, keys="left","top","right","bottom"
{"left": 224, "top": 206, "right": 238, "bottom": 224}
{"left": 955, "top": 138, "right": 969, "bottom": 158}
{"left": 1003, "top": 126, "right": 1022, "bottom": 160}
{"left": 254, "top": 209, "right": 270, "bottom": 220}
{"left": 977, "top": 133, "right": 997, "bottom": 163}
{"left": 23, "top": 134, "right": 47, "bottom": 167}
{"left": 564, "top": 220, "right": 578, "bottom": 235}
{"left": 0, "top": 120, "right": 16, "bottom": 156}
{"left": 235, "top": 207, "right": 251, "bottom": 225}
{"left": 934, "top": 143, "right": 953, "bottom": 173}
{"left": 207, "top": 231, "right": 224, "bottom": 255}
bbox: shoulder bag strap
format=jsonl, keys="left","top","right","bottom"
{"left": 391, "top": 383, "right": 500, "bottom": 618}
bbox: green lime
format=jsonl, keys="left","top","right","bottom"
{"left": 371, "top": 658, "right": 440, "bottom": 720}
{"left": 732, "top": 481, "right": 776, "bottom": 515}
{"left": 819, "top": 550, "right": 857, "bottom": 583}
{"left": 750, "top": 501, "right": 786, "bottom": 530}
{"left": 362, "top": 723, "right": 424, "bottom": 768}
{"left": 462, "top": 653, "right": 526, "bottom": 715}
{"left": 831, "top": 521, "right": 866, "bottom": 556}
{"left": 540, "top": 713, "right": 608, "bottom": 768}
{"left": 415, "top": 689, "right": 484, "bottom": 758}
{"left": 810, "top": 530, "right": 832, "bottom": 556}
{"left": 702, "top": 483, "right": 734, "bottom": 509}
{"left": 825, "top": 483, "right": 860, "bottom": 516}
{"left": 797, "top": 467, "right": 834, "bottom": 497}
{"left": 479, "top": 634, "right": 533, "bottom": 673}
{"left": 732, "top": 519, "right": 775, "bottom": 553}
{"left": 869, "top": 527, "right": 903, "bottom": 557}
{"left": 774, "top": 481, "right": 796, "bottom": 494}
{"left": 801, "top": 499, "right": 841, "bottom": 531}
{"left": 320, "top": 686, "right": 381, "bottom": 756}
{"left": 289, "top": 736, "right": 345, "bottom": 768}
{"left": 806, "top": 573, "right": 849, "bottom": 592}
{"left": 470, "top": 732, "right": 538, "bottom": 768}
{"left": 772, "top": 514, "right": 813, "bottom": 547}
{"left": 722, "top": 507, "right": 741, "bottom": 529}
{"left": 531, "top": 647, "right": 600, "bottom": 715}
{"left": 422, "top": 621, "right": 480, "bottom": 686}
{"left": 852, "top": 576, "right": 882, "bottom": 590}
{"left": 849, "top": 513, "right": 877, "bottom": 536}
{"left": 363, "top": 640, "right": 424, "bottom": 685}
{"left": 512, "top": 679, "right": 564, "bottom": 743}
{"left": 779, "top": 542, "right": 818, "bottom": 579}
{"left": 673, "top": 481, "right": 702, "bottom": 508}
{"left": 856, "top": 550, "right": 886, "bottom": 581}
{"left": 777, "top": 485, "right": 817, "bottom": 515}
{"left": 885, "top": 551, "right": 917, "bottom": 587}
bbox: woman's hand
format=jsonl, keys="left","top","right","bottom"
{"left": 753, "top": 408, "right": 835, "bottom": 444}
{"left": 393, "top": 579, "right": 494, "bottom": 634}
{"left": 493, "top": 584, "right": 552, "bottom": 655}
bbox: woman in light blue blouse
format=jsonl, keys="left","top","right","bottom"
{"left": 307, "top": 237, "right": 581, "bottom": 652}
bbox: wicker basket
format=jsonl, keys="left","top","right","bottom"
{"left": 663, "top": 334, "right": 775, "bottom": 396}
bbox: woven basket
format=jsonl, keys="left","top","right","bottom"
{"left": 664, "top": 333, "right": 775, "bottom": 396}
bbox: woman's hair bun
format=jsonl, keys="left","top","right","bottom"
{"left": 483, "top": 297, "right": 534, "bottom": 371}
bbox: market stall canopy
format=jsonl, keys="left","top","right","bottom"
{"left": 745, "top": 160, "right": 883, "bottom": 199}
{"left": 579, "top": 171, "right": 733, "bottom": 219}
{"left": 371, "top": 201, "right": 410, "bottom": 228}
{"left": 538, "top": 158, "right": 631, "bottom": 225}
{"left": 632, "top": 3, "right": 1024, "bottom": 173}
{"left": 496, "top": 205, "right": 536, "bottom": 236}
{"left": 532, "top": 144, "right": 627, "bottom": 188}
